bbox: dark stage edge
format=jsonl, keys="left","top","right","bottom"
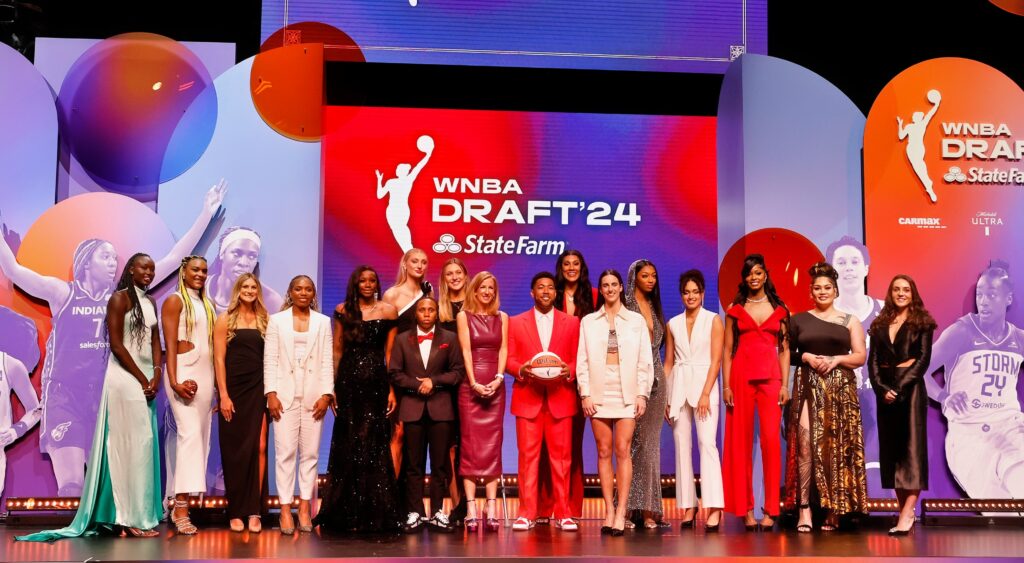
{"left": 3, "top": 518, "right": 1023, "bottom": 562}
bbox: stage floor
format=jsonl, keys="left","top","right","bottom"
{"left": 3, "top": 501, "right": 1022, "bottom": 562}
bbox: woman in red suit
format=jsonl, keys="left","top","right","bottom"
{"left": 456, "top": 272, "right": 509, "bottom": 532}
{"left": 722, "top": 254, "right": 791, "bottom": 531}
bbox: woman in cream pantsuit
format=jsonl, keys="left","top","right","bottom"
{"left": 664, "top": 269, "right": 724, "bottom": 531}
{"left": 264, "top": 276, "right": 334, "bottom": 535}
{"left": 577, "top": 269, "right": 653, "bottom": 536}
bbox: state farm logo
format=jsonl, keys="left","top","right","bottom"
{"left": 432, "top": 234, "right": 462, "bottom": 253}
{"left": 943, "top": 166, "right": 967, "bottom": 183}
{"left": 897, "top": 216, "right": 946, "bottom": 229}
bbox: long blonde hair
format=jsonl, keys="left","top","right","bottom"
{"left": 438, "top": 257, "right": 468, "bottom": 323}
{"left": 176, "top": 256, "right": 216, "bottom": 345}
{"left": 394, "top": 248, "right": 428, "bottom": 287}
{"left": 226, "top": 273, "right": 269, "bottom": 343}
{"left": 463, "top": 271, "right": 500, "bottom": 316}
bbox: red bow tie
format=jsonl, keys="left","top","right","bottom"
{"left": 418, "top": 333, "right": 434, "bottom": 343}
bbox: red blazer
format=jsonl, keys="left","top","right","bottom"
{"left": 507, "top": 308, "right": 581, "bottom": 420}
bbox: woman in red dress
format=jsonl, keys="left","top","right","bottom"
{"left": 722, "top": 254, "right": 791, "bottom": 531}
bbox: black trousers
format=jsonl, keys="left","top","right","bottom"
{"left": 403, "top": 410, "right": 454, "bottom": 517}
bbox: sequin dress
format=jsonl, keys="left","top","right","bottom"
{"left": 314, "top": 318, "right": 400, "bottom": 534}
{"left": 623, "top": 261, "right": 667, "bottom": 516}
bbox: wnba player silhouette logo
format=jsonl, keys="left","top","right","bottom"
{"left": 376, "top": 135, "right": 434, "bottom": 253}
{"left": 897, "top": 90, "right": 941, "bottom": 203}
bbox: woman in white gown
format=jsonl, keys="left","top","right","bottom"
{"left": 17, "top": 253, "right": 163, "bottom": 540}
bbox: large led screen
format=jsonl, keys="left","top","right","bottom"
{"left": 262, "top": 1, "right": 766, "bottom": 73}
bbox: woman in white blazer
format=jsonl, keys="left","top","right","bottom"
{"left": 264, "top": 275, "right": 334, "bottom": 535}
{"left": 577, "top": 269, "right": 653, "bottom": 536}
{"left": 664, "top": 269, "right": 724, "bottom": 532}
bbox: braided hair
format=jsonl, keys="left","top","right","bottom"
{"left": 176, "top": 255, "right": 216, "bottom": 345}
{"left": 107, "top": 253, "right": 152, "bottom": 349}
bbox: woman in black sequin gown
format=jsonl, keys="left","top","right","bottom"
{"left": 314, "top": 266, "right": 401, "bottom": 535}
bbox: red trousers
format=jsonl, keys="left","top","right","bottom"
{"left": 516, "top": 410, "right": 573, "bottom": 520}
{"left": 723, "top": 378, "right": 783, "bottom": 517}
{"left": 537, "top": 412, "right": 585, "bottom": 518}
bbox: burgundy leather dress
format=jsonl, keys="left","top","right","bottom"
{"left": 458, "top": 312, "right": 505, "bottom": 478}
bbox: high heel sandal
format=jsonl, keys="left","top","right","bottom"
{"left": 485, "top": 499, "right": 500, "bottom": 532}
{"left": 820, "top": 513, "right": 839, "bottom": 532}
{"left": 229, "top": 518, "right": 245, "bottom": 533}
{"left": 125, "top": 526, "right": 160, "bottom": 538}
{"left": 465, "top": 499, "right": 480, "bottom": 532}
{"left": 171, "top": 499, "right": 198, "bottom": 535}
{"left": 248, "top": 515, "right": 262, "bottom": 533}
{"left": 796, "top": 505, "right": 813, "bottom": 533}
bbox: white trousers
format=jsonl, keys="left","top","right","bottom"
{"left": 672, "top": 401, "right": 724, "bottom": 509}
{"left": 164, "top": 361, "right": 214, "bottom": 495}
{"left": 272, "top": 401, "right": 322, "bottom": 504}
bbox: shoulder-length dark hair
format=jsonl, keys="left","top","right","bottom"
{"left": 553, "top": 249, "right": 595, "bottom": 318}
{"left": 870, "top": 274, "right": 937, "bottom": 335}
{"left": 729, "top": 254, "right": 790, "bottom": 355}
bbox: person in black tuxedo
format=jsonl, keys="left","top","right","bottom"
{"left": 390, "top": 296, "right": 465, "bottom": 533}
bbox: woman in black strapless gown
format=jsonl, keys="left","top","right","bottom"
{"left": 315, "top": 266, "right": 401, "bottom": 536}
{"left": 215, "top": 273, "right": 270, "bottom": 533}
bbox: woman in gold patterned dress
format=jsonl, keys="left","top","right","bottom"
{"left": 784, "top": 262, "right": 867, "bottom": 532}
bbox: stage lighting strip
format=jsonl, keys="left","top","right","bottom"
{"left": 922, "top": 500, "right": 1024, "bottom": 513}
{"left": 4, "top": 476, "right": 920, "bottom": 514}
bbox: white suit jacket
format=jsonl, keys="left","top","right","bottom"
{"left": 263, "top": 308, "right": 334, "bottom": 410}
{"left": 576, "top": 306, "right": 653, "bottom": 405}
{"left": 665, "top": 308, "right": 719, "bottom": 419}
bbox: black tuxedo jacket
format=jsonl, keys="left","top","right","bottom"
{"left": 868, "top": 323, "right": 934, "bottom": 400}
{"left": 389, "top": 326, "right": 465, "bottom": 422}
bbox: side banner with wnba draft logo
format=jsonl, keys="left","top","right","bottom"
{"left": 321, "top": 106, "right": 718, "bottom": 472}
{"left": 865, "top": 57, "right": 1024, "bottom": 500}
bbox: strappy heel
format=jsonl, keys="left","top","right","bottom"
{"left": 464, "top": 498, "right": 480, "bottom": 531}
{"left": 485, "top": 499, "right": 500, "bottom": 532}
{"left": 248, "top": 515, "right": 262, "bottom": 533}
{"left": 171, "top": 500, "right": 198, "bottom": 535}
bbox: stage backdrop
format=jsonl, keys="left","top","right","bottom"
{"left": 321, "top": 105, "right": 718, "bottom": 473}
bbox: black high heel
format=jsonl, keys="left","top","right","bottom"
{"left": 757, "top": 508, "right": 776, "bottom": 532}
{"left": 888, "top": 521, "right": 915, "bottom": 536}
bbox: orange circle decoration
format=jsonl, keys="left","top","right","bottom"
{"left": 12, "top": 193, "right": 176, "bottom": 323}
{"left": 250, "top": 43, "right": 325, "bottom": 142}
{"left": 717, "top": 228, "right": 824, "bottom": 313}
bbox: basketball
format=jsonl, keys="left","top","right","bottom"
{"left": 927, "top": 89, "right": 941, "bottom": 103}
{"left": 529, "top": 351, "right": 564, "bottom": 380}
{"left": 417, "top": 134, "right": 434, "bottom": 153}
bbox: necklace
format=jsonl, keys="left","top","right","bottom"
{"left": 360, "top": 300, "right": 379, "bottom": 314}
{"left": 746, "top": 296, "right": 768, "bottom": 303}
